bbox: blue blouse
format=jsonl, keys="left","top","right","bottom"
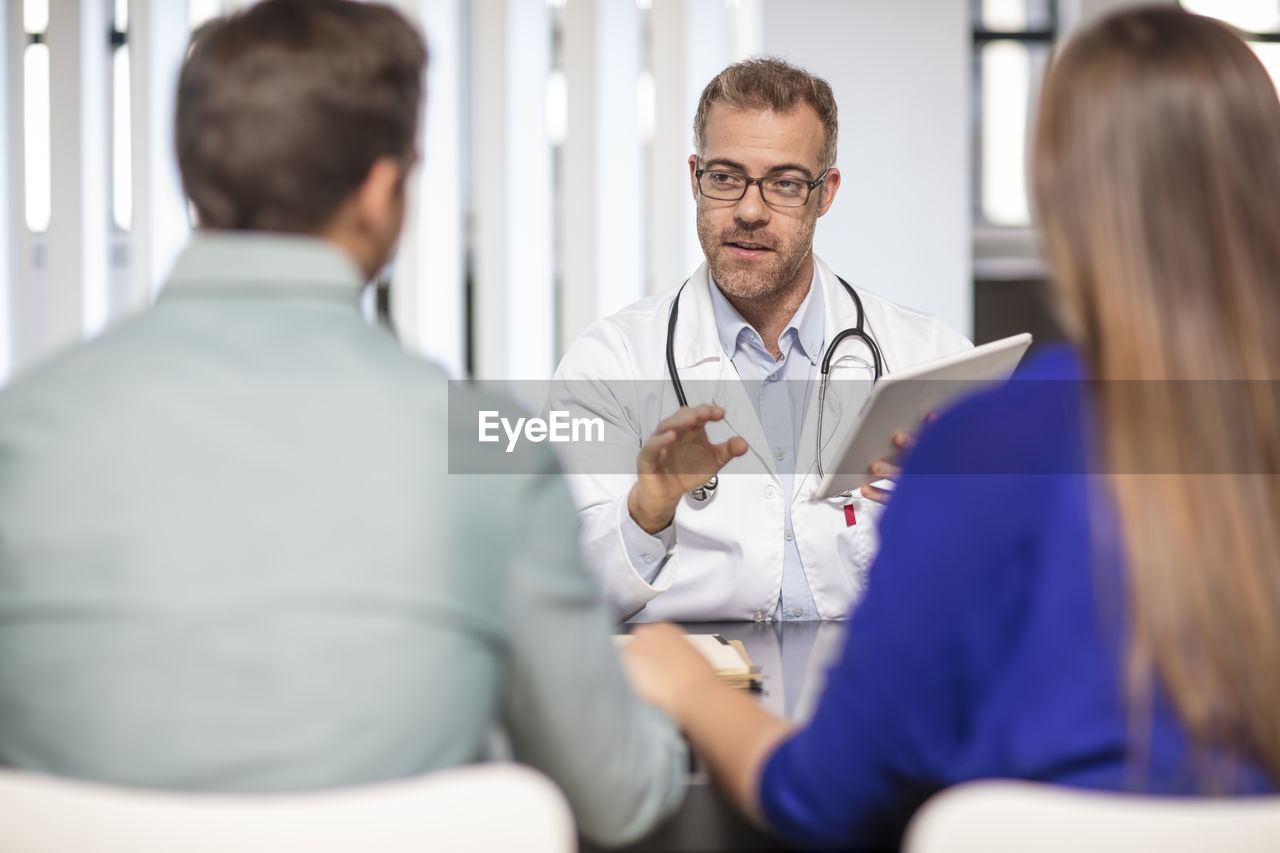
{"left": 758, "top": 344, "right": 1274, "bottom": 850}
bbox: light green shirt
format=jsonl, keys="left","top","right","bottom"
{"left": 0, "top": 233, "right": 684, "bottom": 845}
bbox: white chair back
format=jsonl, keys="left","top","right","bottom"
{"left": 0, "top": 763, "right": 575, "bottom": 853}
{"left": 903, "top": 780, "right": 1280, "bottom": 853}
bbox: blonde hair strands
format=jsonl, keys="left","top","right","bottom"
{"left": 1032, "top": 6, "right": 1280, "bottom": 785}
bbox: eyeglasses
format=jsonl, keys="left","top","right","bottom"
{"left": 695, "top": 166, "right": 829, "bottom": 208}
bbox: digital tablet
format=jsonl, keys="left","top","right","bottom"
{"left": 812, "top": 333, "right": 1033, "bottom": 499}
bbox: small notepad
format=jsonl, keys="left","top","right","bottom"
{"left": 614, "top": 633, "right": 760, "bottom": 688}
{"left": 682, "top": 634, "right": 751, "bottom": 675}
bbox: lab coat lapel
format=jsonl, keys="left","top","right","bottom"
{"left": 711, "top": 364, "right": 778, "bottom": 479}
{"left": 672, "top": 265, "right": 778, "bottom": 480}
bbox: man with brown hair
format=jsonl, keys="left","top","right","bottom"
{"left": 551, "top": 58, "right": 970, "bottom": 623}
{"left": 0, "top": 1, "right": 684, "bottom": 844}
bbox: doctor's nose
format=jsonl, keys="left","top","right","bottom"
{"left": 733, "top": 183, "right": 771, "bottom": 228}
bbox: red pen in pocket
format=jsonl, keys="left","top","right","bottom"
{"left": 844, "top": 503, "right": 856, "bottom": 526}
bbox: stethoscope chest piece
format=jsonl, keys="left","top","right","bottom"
{"left": 687, "top": 475, "right": 718, "bottom": 503}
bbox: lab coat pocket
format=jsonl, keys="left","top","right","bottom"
{"left": 828, "top": 494, "right": 883, "bottom": 597}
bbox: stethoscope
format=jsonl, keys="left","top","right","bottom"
{"left": 665, "top": 274, "right": 886, "bottom": 502}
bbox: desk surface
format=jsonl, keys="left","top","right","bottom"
{"left": 584, "top": 620, "right": 847, "bottom": 853}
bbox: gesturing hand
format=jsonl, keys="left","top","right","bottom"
{"left": 628, "top": 404, "right": 749, "bottom": 534}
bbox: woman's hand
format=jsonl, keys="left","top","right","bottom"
{"left": 620, "top": 622, "right": 793, "bottom": 828}
{"left": 620, "top": 623, "right": 719, "bottom": 722}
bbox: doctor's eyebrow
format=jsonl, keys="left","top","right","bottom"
{"left": 699, "top": 157, "right": 815, "bottom": 179}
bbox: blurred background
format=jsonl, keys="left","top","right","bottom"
{"left": 1, "top": 0, "right": 1277, "bottom": 384}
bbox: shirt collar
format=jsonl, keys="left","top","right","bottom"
{"left": 159, "top": 231, "right": 366, "bottom": 304}
{"left": 707, "top": 269, "right": 825, "bottom": 365}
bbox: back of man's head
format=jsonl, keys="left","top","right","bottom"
{"left": 175, "top": 0, "right": 426, "bottom": 233}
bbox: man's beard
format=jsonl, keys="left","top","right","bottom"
{"left": 697, "top": 211, "right": 817, "bottom": 303}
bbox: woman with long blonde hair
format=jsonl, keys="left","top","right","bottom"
{"left": 623, "top": 6, "right": 1280, "bottom": 849}
{"left": 1033, "top": 3, "right": 1280, "bottom": 791}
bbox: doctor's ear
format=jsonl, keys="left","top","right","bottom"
{"left": 816, "top": 167, "right": 841, "bottom": 217}
{"left": 688, "top": 155, "right": 701, "bottom": 200}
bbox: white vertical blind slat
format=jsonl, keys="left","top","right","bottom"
{"left": 390, "top": 0, "right": 466, "bottom": 377}
{"left": 128, "top": 0, "right": 189, "bottom": 307}
{"left": 560, "top": 0, "right": 644, "bottom": 354}
{"left": 647, "top": 0, "right": 729, "bottom": 297}
{"left": 0, "top": 2, "right": 17, "bottom": 382}
{"left": 470, "top": 0, "right": 509, "bottom": 379}
{"left": 79, "top": 0, "right": 109, "bottom": 338}
{"left": 471, "top": 0, "right": 555, "bottom": 381}
{"left": 45, "top": 0, "right": 107, "bottom": 355}
{"left": 504, "top": 0, "right": 554, "bottom": 381}
{"left": 646, "top": 0, "right": 693, "bottom": 297}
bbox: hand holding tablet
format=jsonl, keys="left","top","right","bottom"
{"left": 813, "top": 333, "right": 1033, "bottom": 500}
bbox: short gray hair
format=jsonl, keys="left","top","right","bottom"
{"left": 693, "top": 57, "right": 838, "bottom": 169}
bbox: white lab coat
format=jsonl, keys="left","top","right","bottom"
{"left": 548, "top": 256, "right": 971, "bottom": 622}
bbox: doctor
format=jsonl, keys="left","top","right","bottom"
{"left": 549, "top": 58, "right": 970, "bottom": 622}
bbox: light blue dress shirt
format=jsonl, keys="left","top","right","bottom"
{"left": 622, "top": 275, "right": 824, "bottom": 621}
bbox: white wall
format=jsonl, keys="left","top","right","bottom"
{"left": 760, "top": 0, "right": 973, "bottom": 337}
